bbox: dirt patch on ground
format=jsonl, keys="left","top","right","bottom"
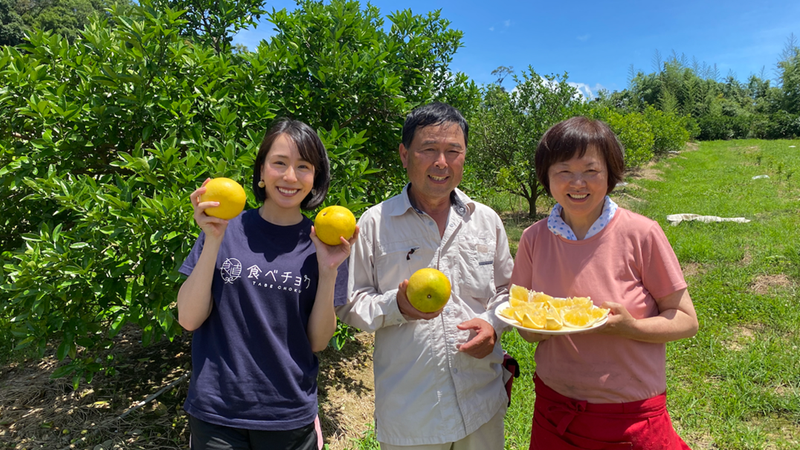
{"left": 683, "top": 142, "right": 699, "bottom": 152}
{"left": 627, "top": 162, "right": 664, "bottom": 182}
{"left": 0, "top": 326, "right": 376, "bottom": 450}
{"left": 0, "top": 326, "right": 193, "bottom": 449}
{"left": 750, "top": 274, "right": 793, "bottom": 295}
{"left": 681, "top": 262, "right": 704, "bottom": 280}
{"left": 317, "top": 332, "right": 375, "bottom": 450}
{"left": 726, "top": 324, "right": 763, "bottom": 351}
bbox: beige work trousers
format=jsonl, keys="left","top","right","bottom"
{"left": 379, "top": 407, "right": 505, "bottom": 450}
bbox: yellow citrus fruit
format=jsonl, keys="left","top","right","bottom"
{"left": 562, "top": 306, "right": 609, "bottom": 328}
{"left": 569, "top": 296, "right": 594, "bottom": 309}
{"left": 314, "top": 205, "right": 356, "bottom": 246}
{"left": 521, "top": 309, "right": 546, "bottom": 329}
{"left": 406, "top": 268, "right": 451, "bottom": 313}
{"left": 509, "top": 284, "right": 531, "bottom": 306}
{"left": 199, "top": 177, "right": 247, "bottom": 220}
{"left": 561, "top": 308, "right": 594, "bottom": 328}
{"left": 531, "top": 291, "right": 554, "bottom": 303}
{"left": 547, "top": 297, "right": 573, "bottom": 309}
{"left": 544, "top": 305, "right": 563, "bottom": 330}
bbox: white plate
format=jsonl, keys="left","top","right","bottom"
{"left": 495, "top": 301, "right": 609, "bottom": 335}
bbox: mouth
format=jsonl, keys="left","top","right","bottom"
{"left": 277, "top": 187, "right": 301, "bottom": 196}
{"left": 429, "top": 175, "right": 448, "bottom": 183}
{"left": 568, "top": 193, "right": 588, "bottom": 200}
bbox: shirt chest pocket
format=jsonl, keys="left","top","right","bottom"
{"left": 374, "top": 240, "right": 435, "bottom": 293}
{"left": 457, "top": 233, "right": 496, "bottom": 299}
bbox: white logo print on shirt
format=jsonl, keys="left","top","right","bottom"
{"left": 220, "top": 258, "right": 242, "bottom": 284}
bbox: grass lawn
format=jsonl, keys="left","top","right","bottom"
{"left": 501, "top": 139, "right": 800, "bottom": 449}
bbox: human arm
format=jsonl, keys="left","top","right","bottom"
{"left": 306, "top": 226, "right": 358, "bottom": 352}
{"left": 177, "top": 180, "right": 229, "bottom": 331}
{"left": 595, "top": 220, "right": 698, "bottom": 343}
{"left": 596, "top": 288, "right": 698, "bottom": 343}
{"left": 335, "top": 211, "right": 411, "bottom": 331}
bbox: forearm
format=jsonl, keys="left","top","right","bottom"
{"left": 601, "top": 289, "right": 699, "bottom": 344}
{"left": 336, "top": 288, "right": 405, "bottom": 332}
{"left": 177, "top": 238, "right": 221, "bottom": 331}
{"left": 615, "top": 309, "right": 699, "bottom": 344}
{"left": 307, "top": 271, "right": 339, "bottom": 352}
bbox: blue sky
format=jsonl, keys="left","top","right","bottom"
{"left": 233, "top": 0, "right": 800, "bottom": 98}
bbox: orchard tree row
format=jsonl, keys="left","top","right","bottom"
{"left": 0, "top": 0, "right": 475, "bottom": 385}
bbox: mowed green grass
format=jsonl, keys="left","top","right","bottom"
{"left": 502, "top": 139, "right": 800, "bottom": 450}
{"left": 347, "top": 139, "right": 800, "bottom": 450}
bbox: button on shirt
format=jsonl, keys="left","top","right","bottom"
{"left": 336, "top": 185, "right": 514, "bottom": 446}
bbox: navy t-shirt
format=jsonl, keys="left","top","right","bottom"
{"left": 178, "top": 208, "right": 349, "bottom": 431}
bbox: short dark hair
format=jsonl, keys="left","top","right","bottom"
{"left": 252, "top": 118, "right": 330, "bottom": 210}
{"left": 402, "top": 102, "right": 469, "bottom": 149}
{"left": 534, "top": 116, "right": 625, "bottom": 196}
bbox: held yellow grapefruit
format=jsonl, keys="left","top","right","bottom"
{"left": 199, "top": 177, "right": 247, "bottom": 220}
{"left": 314, "top": 205, "right": 356, "bottom": 246}
{"left": 406, "top": 268, "right": 451, "bottom": 313}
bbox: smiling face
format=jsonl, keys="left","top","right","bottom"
{"left": 547, "top": 145, "right": 609, "bottom": 228}
{"left": 399, "top": 122, "right": 466, "bottom": 206}
{"left": 259, "top": 133, "right": 315, "bottom": 220}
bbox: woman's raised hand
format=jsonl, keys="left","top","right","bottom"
{"left": 310, "top": 225, "right": 359, "bottom": 275}
{"left": 190, "top": 178, "right": 230, "bottom": 240}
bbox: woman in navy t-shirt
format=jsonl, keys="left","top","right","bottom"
{"left": 178, "top": 119, "right": 357, "bottom": 450}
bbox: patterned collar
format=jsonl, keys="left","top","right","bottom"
{"left": 547, "top": 196, "right": 618, "bottom": 240}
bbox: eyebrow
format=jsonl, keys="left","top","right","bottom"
{"left": 420, "top": 139, "right": 464, "bottom": 149}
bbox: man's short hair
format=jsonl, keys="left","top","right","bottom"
{"left": 402, "top": 102, "right": 469, "bottom": 149}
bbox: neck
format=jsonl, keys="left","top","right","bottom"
{"left": 408, "top": 186, "right": 451, "bottom": 237}
{"left": 561, "top": 199, "right": 605, "bottom": 241}
{"left": 259, "top": 202, "right": 303, "bottom": 226}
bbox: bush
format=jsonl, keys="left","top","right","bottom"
{"left": 642, "top": 106, "right": 690, "bottom": 154}
{"left": 590, "top": 107, "right": 654, "bottom": 170}
{"left": 0, "top": 0, "right": 471, "bottom": 384}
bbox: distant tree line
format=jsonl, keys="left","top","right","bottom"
{"left": 592, "top": 40, "right": 800, "bottom": 140}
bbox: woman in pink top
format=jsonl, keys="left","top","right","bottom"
{"left": 510, "top": 117, "right": 699, "bottom": 450}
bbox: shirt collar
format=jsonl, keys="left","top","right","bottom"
{"left": 389, "top": 183, "right": 472, "bottom": 217}
{"left": 547, "top": 196, "right": 618, "bottom": 241}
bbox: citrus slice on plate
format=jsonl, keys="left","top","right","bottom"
{"left": 562, "top": 306, "right": 610, "bottom": 328}
{"left": 544, "top": 305, "right": 563, "bottom": 330}
{"left": 509, "top": 284, "right": 531, "bottom": 306}
{"left": 531, "top": 291, "right": 555, "bottom": 303}
{"left": 521, "top": 309, "right": 547, "bottom": 329}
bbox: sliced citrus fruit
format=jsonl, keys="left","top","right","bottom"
{"left": 544, "top": 305, "right": 563, "bottom": 330}
{"left": 569, "top": 296, "right": 594, "bottom": 309}
{"left": 521, "top": 309, "right": 546, "bottom": 329}
{"left": 562, "top": 308, "right": 593, "bottom": 328}
{"left": 531, "top": 291, "right": 554, "bottom": 303}
{"left": 509, "top": 284, "right": 531, "bottom": 305}
{"left": 547, "top": 297, "right": 573, "bottom": 309}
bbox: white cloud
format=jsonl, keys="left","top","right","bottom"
{"left": 489, "top": 26, "right": 495, "bottom": 32}
{"left": 504, "top": 20, "right": 511, "bottom": 27}
{"left": 568, "top": 82, "right": 606, "bottom": 100}
{"left": 577, "top": 34, "right": 590, "bottom": 41}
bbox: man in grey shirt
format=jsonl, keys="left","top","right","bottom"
{"left": 336, "top": 102, "right": 514, "bottom": 449}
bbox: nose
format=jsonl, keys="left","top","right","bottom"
{"left": 284, "top": 165, "right": 297, "bottom": 182}
{"left": 568, "top": 172, "right": 587, "bottom": 185}
{"left": 433, "top": 151, "right": 448, "bottom": 169}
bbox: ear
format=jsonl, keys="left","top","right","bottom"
{"left": 399, "top": 143, "right": 409, "bottom": 168}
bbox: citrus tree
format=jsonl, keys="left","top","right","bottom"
{"left": 468, "top": 68, "right": 586, "bottom": 217}
{"left": 0, "top": 0, "right": 473, "bottom": 385}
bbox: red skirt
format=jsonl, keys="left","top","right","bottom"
{"left": 530, "top": 374, "right": 691, "bottom": 450}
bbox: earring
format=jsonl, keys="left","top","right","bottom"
{"left": 258, "top": 180, "right": 265, "bottom": 188}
